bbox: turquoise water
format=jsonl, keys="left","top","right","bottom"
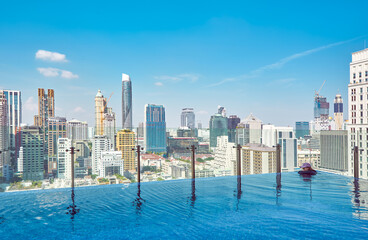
{"left": 1, "top": 172, "right": 368, "bottom": 239}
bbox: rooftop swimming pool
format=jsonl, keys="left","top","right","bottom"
{"left": 1, "top": 172, "right": 368, "bottom": 239}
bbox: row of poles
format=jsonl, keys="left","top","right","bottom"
{"left": 64, "top": 144, "right": 364, "bottom": 188}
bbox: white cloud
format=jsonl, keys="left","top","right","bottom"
{"left": 208, "top": 36, "right": 363, "bottom": 87}
{"left": 154, "top": 73, "right": 199, "bottom": 83}
{"left": 155, "top": 82, "right": 163, "bottom": 86}
{"left": 60, "top": 70, "right": 79, "bottom": 79}
{"left": 24, "top": 97, "right": 37, "bottom": 112}
{"left": 37, "top": 67, "right": 79, "bottom": 79}
{"left": 73, "top": 106, "right": 85, "bottom": 113}
{"left": 35, "top": 50, "right": 67, "bottom": 62}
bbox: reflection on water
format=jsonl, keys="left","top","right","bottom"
{"left": 132, "top": 183, "right": 145, "bottom": 215}
{"left": 190, "top": 179, "right": 196, "bottom": 208}
{"left": 234, "top": 176, "right": 242, "bottom": 210}
{"left": 66, "top": 188, "right": 80, "bottom": 220}
{"left": 276, "top": 173, "right": 281, "bottom": 205}
{"left": 299, "top": 174, "right": 313, "bottom": 200}
{"left": 351, "top": 179, "right": 368, "bottom": 220}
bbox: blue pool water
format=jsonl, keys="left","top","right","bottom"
{"left": 1, "top": 172, "right": 368, "bottom": 239}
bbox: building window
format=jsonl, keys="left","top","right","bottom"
{"left": 354, "top": 73, "right": 356, "bottom": 79}
{"left": 360, "top": 72, "right": 362, "bottom": 78}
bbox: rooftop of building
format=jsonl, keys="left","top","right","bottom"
{"left": 243, "top": 143, "right": 275, "bottom": 152}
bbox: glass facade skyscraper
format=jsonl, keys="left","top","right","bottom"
{"left": 314, "top": 95, "right": 329, "bottom": 119}
{"left": 209, "top": 113, "right": 228, "bottom": 147}
{"left": 227, "top": 115, "right": 240, "bottom": 143}
{"left": 122, "top": 73, "right": 132, "bottom": 129}
{"left": 295, "top": 121, "right": 310, "bottom": 139}
{"left": 144, "top": 104, "right": 166, "bottom": 153}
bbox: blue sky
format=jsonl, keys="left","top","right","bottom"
{"left": 1, "top": 0, "right": 368, "bottom": 128}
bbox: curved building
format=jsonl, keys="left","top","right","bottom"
{"left": 122, "top": 73, "right": 132, "bottom": 130}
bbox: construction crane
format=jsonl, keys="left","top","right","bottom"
{"left": 100, "top": 92, "right": 114, "bottom": 133}
{"left": 315, "top": 80, "right": 326, "bottom": 97}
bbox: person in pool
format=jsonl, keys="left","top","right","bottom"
{"left": 298, "top": 163, "right": 317, "bottom": 175}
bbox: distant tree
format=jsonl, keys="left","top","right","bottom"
{"left": 157, "top": 177, "right": 164, "bottom": 181}
{"left": 196, "top": 158, "right": 204, "bottom": 163}
{"left": 91, "top": 174, "right": 98, "bottom": 180}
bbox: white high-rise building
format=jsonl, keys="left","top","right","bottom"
{"left": 67, "top": 119, "right": 88, "bottom": 141}
{"left": 99, "top": 151, "right": 123, "bottom": 177}
{"left": 92, "top": 136, "right": 110, "bottom": 175}
{"left": 17, "top": 146, "right": 23, "bottom": 173}
{"left": 262, "top": 125, "right": 297, "bottom": 172}
{"left": 348, "top": 48, "right": 368, "bottom": 179}
{"left": 103, "top": 107, "right": 116, "bottom": 150}
{"left": 181, "top": 108, "right": 195, "bottom": 129}
{"left": 213, "top": 136, "right": 236, "bottom": 175}
{"left": 236, "top": 113, "right": 262, "bottom": 145}
{"left": 57, "top": 138, "right": 72, "bottom": 180}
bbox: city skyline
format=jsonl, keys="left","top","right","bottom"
{"left": 1, "top": 1, "right": 368, "bottom": 128}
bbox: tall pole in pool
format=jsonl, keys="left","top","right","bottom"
{"left": 66, "top": 146, "right": 79, "bottom": 189}
{"left": 133, "top": 145, "right": 144, "bottom": 183}
{"left": 187, "top": 145, "right": 197, "bottom": 179}
{"left": 276, "top": 144, "right": 281, "bottom": 173}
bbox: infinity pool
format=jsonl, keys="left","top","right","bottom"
{"left": 1, "top": 172, "right": 368, "bottom": 239}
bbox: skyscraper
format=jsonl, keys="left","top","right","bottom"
{"left": 103, "top": 107, "right": 116, "bottom": 150}
{"left": 144, "top": 104, "right": 166, "bottom": 153}
{"left": 0, "top": 91, "right": 10, "bottom": 175}
{"left": 2, "top": 90, "right": 22, "bottom": 166}
{"left": 314, "top": 95, "right": 329, "bottom": 119}
{"left": 122, "top": 73, "right": 132, "bottom": 130}
{"left": 21, "top": 126, "right": 44, "bottom": 181}
{"left": 181, "top": 108, "right": 195, "bottom": 129}
{"left": 95, "top": 89, "right": 106, "bottom": 136}
{"left": 116, "top": 129, "right": 135, "bottom": 171}
{"left": 334, "top": 93, "right": 344, "bottom": 130}
{"left": 227, "top": 115, "right": 240, "bottom": 143}
{"left": 34, "top": 88, "right": 54, "bottom": 129}
{"left": 209, "top": 113, "right": 228, "bottom": 148}
{"left": 92, "top": 135, "right": 110, "bottom": 175}
{"left": 47, "top": 117, "right": 67, "bottom": 175}
{"left": 348, "top": 48, "right": 368, "bottom": 179}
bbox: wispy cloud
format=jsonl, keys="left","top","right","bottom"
{"left": 37, "top": 67, "right": 79, "bottom": 79}
{"left": 73, "top": 106, "right": 85, "bottom": 113}
{"left": 154, "top": 73, "right": 199, "bottom": 83}
{"left": 35, "top": 50, "right": 67, "bottom": 62}
{"left": 267, "top": 78, "right": 296, "bottom": 87}
{"left": 155, "top": 82, "right": 163, "bottom": 86}
{"left": 24, "top": 97, "right": 37, "bottom": 112}
{"left": 208, "top": 37, "right": 362, "bottom": 87}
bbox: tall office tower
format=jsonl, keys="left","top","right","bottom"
{"left": 181, "top": 108, "right": 195, "bottom": 129}
{"left": 73, "top": 140, "right": 91, "bottom": 168}
{"left": 67, "top": 119, "right": 88, "bottom": 141}
{"left": 103, "top": 107, "right": 116, "bottom": 150}
{"left": 57, "top": 138, "right": 72, "bottom": 179}
{"left": 0, "top": 91, "right": 10, "bottom": 173}
{"left": 241, "top": 143, "right": 276, "bottom": 175}
{"left": 295, "top": 121, "right": 310, "bottom": 139}
{"left": 218, "top": 105, "right": 226, "bottom": 117}
{"left": 334, "top": 94, "right": 344, "bottom": 130}
{"left": 235, "top": 113, "right": 262, "bottom": 146}
{"left": 21, "top": 126, "right": 44, "bottom": 181}
{"left": 2, "top": 90, "right": 22, "bottom": 166}
{"left": 34, "top": 88, "right": 54, "bottom": 128}
{"left": 92, "top": 135, "right": 110, "bottom": 175}
{"left": 47, "top": 117, "right": 67, "bottom": 175}
{"left": 95, "top": 89, "right": 107, "bottom": 136}
{"left": 209, "top": 113, "right": 228, "bottom": 148}
{"left": 144, "top": 104, "right": 166, "bottom": 153}
{"left": 320, "top": 130, "right": 348, "bottom": 172}
{"left": 348, "top": 48, "right": 368, "bottom": 179}
{"left": 116, "top": 129, "right": 135, "bottom": 171}
{"left": 122, "top": 73, "right": 132, "bottom": 130}
{"left": 227, "top": 115, "right": 240, "bottom": 143}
